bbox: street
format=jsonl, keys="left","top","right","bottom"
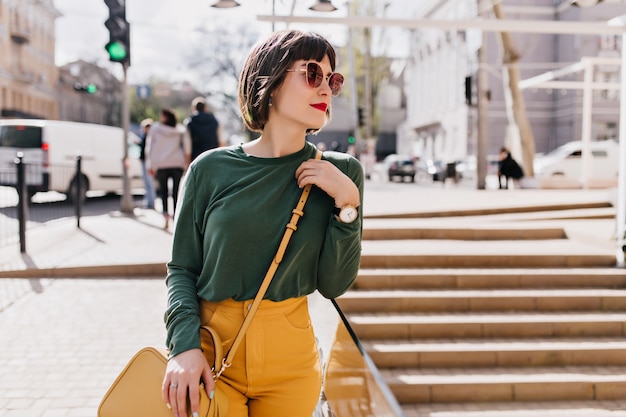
{"left": 0, "top": 186, "right": 147, "bottom": 246}
{"left": 0, "top": 278, "right": 167, "bottom": 417}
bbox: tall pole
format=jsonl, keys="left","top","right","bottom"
{"left": 347, "top": 2, "right": 361, "bottom": 145}
{"left": 476, "top": 1, "right": 489, "bottom": 190}
{"left": 120, "top": 62, "right": 133, "bottom": 213}
{"left": 615, "top": 27, "right": 626, "bottom": 266}
{"left": 363, "top": 24, "right": 372, "bottom": 140}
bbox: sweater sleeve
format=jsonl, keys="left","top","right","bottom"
{"left": 164, "top": 168, "right": 204, "bottom": 357}
{"left": 316, "top": 156, "right": 364, "bottom": 298}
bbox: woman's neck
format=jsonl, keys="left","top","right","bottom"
{"left": 242, "top": 124, "right": 306, "bottom": 158}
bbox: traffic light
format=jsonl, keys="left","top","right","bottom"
{"left": 74, "top": 83, "right": 98, "bottom": 94}
{"left": 104, "top": 0, "right": 130, "bottom": 65}
{"left": 347, "top": 135, "right": 356, "bottom": 145}
{"left": 357, "top": 107, "right": 365, "bottom": 127}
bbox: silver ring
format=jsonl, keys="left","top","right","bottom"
{"left": 170, "top": 383, "right": 178, "bottom": 389}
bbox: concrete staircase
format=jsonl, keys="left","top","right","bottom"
{"left": 336, "top": 204, "right": 626, "bottom": 416}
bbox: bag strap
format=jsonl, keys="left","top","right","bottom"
{"left": 213, "top": 148, "right": 322, "bottom": 378}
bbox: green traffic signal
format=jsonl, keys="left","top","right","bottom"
{"left": 348, "top": 136, "right": 356, "bottom": 144}
{"left": 104, "top": 0, "right": 130, "bottom": 65}
{"left": 74, "top": 83, "right": 98, "bottom": 94}
{"left": 106, "top": 41, "right": 128, "bottom": 62}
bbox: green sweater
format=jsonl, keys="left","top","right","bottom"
{"left": 165, "top": 141, "right": 364, "bottom": 356}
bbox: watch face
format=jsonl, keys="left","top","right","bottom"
{"left": 339, "top": 206, "right": 358, "bottom": 223}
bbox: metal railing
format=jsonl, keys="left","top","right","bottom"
{"left": 0, "top": 153, "right": 82, "bottom": 252}
{"left": 311, "top": 294, "right": 405, "bottom": 417}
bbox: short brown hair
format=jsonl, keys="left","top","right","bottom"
{"left": 192, "top": 96, "right": 206, "bottom": 112}
{"left": 238, "top": 29, "right": 338, "bottom": 133}
{"left": 161, "top": 108, "right": 177, "bottom": 127}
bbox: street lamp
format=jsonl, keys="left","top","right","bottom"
{"left": 210, "top": 0, "right": 339, "bottom": 33}
{"left": 210, "top": 0, "right": 277, "bottom": 30}
{"left": 211, "top": 0, "right": 241, "bottom": 7}
{"left": 310, "top": 0, "right": 338, "bottom": 12}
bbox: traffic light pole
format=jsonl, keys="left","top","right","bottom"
{"left": 120, "top": 62, "right": 133, "bottom": 214}
{"left": 346, "top": 5, "right": 362, "bottom": 145}
{"left": 103, "top": 0, "right": 132, "bottom": 213}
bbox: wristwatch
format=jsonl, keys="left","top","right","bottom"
{"left": 333, "top": 204, "right": 359, "bottom": 224}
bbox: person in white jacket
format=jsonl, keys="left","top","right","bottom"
{"left": 146, "top": 108, "right": 190, "bottom": 229}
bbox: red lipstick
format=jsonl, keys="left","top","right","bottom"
{"left": 311, "top": 103, "right": 328, "bottom": 112}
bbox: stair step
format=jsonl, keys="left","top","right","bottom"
{"left": 381, "top": 366, "right": 626, "bottom": 404}
{"left": 347, "top": 312, "right": 626, "bottom": 339}
{"left": 362, "top": 222, "right": 566, "bottom": 240}
{"left": 360, "top": 240, "right": 616, "bottom": 268}
{"left": 337, "top": 289, "right": 626, "bottom": 313}
{"left": 360, "top": 253, "right": 617, "bottom": 268}
{"left": 355, "top": 268, "right": 626, "bottom": 290}
{"left": 362, "top": 338, "right": 626, "bottom": 368}
{"left": 402, "top": 400, "right": 626, "bottom": 417}
{"left": 364, "top": 201, "right": 613, "bottom": 219}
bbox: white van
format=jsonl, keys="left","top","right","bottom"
{"left": 534, "top": 139, "right": 619, "bottom": 187}
{"left": 0, "top": 119, "right": 144, "bottom": 201}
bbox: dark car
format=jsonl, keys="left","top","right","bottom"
{"left": 384, "top": 155, "right": 416, "bottom": 182}
{"left": 416, "top": 159, "right": 447, "bottom": 182}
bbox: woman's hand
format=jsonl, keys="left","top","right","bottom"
{"left": 295, "top": 158, "right": 359, "bottom": 208}
{"left": 162, "top": 348, "right": 215, "bottom": 417}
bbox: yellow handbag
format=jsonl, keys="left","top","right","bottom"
{"left": 98, "top": 326, "right": 228, "bottom": 417}
{"left": 98, "top": 150, "right": 322, "bottom": 417}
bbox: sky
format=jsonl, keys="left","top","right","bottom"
{"left": 53, "top": 0, "right": 419, "bottom": 88}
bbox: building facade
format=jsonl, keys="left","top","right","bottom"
{"left": 58, "top": 60, "right": 122, "bottom": 126}
{"left": 398, "top": 0, "right": 626, "bottom": 164}
{"left": 398, "top": 0, "right": 477, "bottom": 164}
{"left": 0, "top": 0, "right": 60, "bottom": 119}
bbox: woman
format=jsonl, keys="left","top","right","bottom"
{"left": 162, "top": 29, "right": 363, "bottom": 417}
{"left": 146, "top": 108, "right": 189, "bottom": 229}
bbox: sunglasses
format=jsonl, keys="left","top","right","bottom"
{"left": 286, "top": 62, "right": 344, "bottom": 97}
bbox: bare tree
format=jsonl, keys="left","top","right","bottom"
{"left": 491, "top": 1, "right": 536, "bottom": 176}
{"left": 187, "top": 22, "right": 260, "bottom": 139}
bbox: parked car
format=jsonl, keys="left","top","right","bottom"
{"left": 416, "top": 159, "right": 447, "bottom": 182}
{"left": 384, "top": 154, "right": 416, "bottom": 182}
{"left": 455, "top": 155, "right": 501, "bottom": 180}
{"left": 534, "top": 139, "right": 619, "bottom": 181}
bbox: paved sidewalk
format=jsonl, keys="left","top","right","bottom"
{"left": 0, "top": 181, "right": 623, "bottom": 417}
{"left": 0, "top": 181, "right": 619, "bottom": 277}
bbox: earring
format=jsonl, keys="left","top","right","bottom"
{"left": 269, "top": 97, "right": 273, "bottom": 107}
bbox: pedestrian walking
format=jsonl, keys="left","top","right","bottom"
{"left": 184, "top": 96, "right": 223, "bottom": 162}
{"left": 498, "top": 147, "right": 524, "bottom": 189}
{"left": 145, "top": 108, "right": 189, "bottom": 229}
{"left": 139, "top": 118, "right": 156, "bottom": 209}
{"left": 161, "top": 29, "right": 363, "bottom": 417}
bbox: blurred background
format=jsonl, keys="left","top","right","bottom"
{"left": 3, "top": 0, "right": 626, "bottom": 189}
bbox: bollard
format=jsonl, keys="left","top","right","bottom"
{"left": 15, "top": 152, "right": 27, "bottom": 253}
{"left": 75, "top": 154, "right": 82, "bottom": 228}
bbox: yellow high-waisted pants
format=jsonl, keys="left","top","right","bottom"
{"left": 200, "top": 296, "right": 322, "bottom": 417}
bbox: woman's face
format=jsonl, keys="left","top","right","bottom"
{"left": 269, "top": 56, "right": 333, "bottom": 132}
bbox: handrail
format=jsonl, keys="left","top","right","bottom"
{"left": 311, "top": 293, "right": 406, "bottom": 417}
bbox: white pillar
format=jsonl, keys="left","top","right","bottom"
{"left": 581, "top": 58, "right": 594, "bottom": 189}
